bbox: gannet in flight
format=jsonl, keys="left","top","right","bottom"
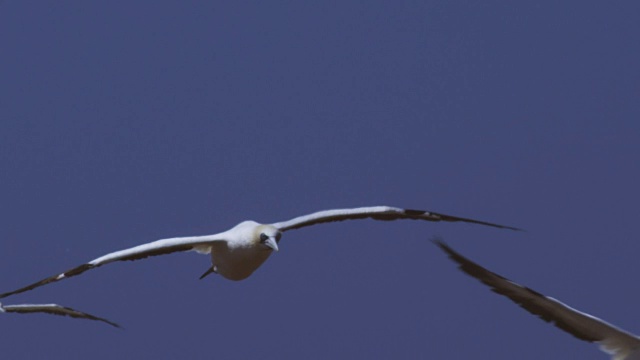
{"left": 1, "top": 301, "right": 119, "bottom": 328}
{"left": 435, "top": 240, "right": 640, "bottom": 360}
{"left": 0, "top": 206, "right": 518, "bottom": 299}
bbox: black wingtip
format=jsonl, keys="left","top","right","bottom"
{"left": 431, "top": 236, "right": 453, "bottom": 254}
{"left": 465, "top": 219, "right": 523, "bottom": 232}
{"left": 0, "top": 275, "right": 58, "bottom": 299}
{"left": 503, "top": 225, "right": 524, "bottom": 232}
{"left": 431, "top": 237, "right": 488, "bottom": 277}
{"left": 0, "top": 263, "right": 97, "bottom": 299}
{"left": 106, "top": 319, "right": 123, "bottom": 329}
{"left": 87, "top": 312, "right": 122, "bottom": 329}
{"left": 89, "top": 315, "right": 122, "bottom": 329}
{"left": 424, "top": 210, "right": 524, "bottom": 232}
{"left": 0, "top": 287, "right": 30, "bottom": 299}
{"left": 76, "top": 311, "right": 123, "bottom": 329}
{"left": 505, "top": 225, "right": 525, "bottom": 232}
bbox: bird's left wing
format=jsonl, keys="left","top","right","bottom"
{"left": 435, "top": 240, "right": 640, "bottom": 360}
{"left": 2, "top": 302, "right": 120, "bottom": 328}
{"left": 0, "top": 233, "right": 227, "bottom": 299}
{"left": 272, "top": 206, "right": 520, "bottom": 232}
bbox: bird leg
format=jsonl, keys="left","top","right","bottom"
{"left": 198, "top": 266, "right": 218, "bottom": 280}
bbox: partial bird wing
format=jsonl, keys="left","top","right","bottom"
{"left": 2, "top": 302, "right": 120, "bottom": 328}
{"left": 435, "top": 240, "right": 640, "bottom": 360}
{"left": 0, "top": 234, "right": 226, "bottom": 299}
{"left": 272, "top": 206, "right": 520, "bottom": 232}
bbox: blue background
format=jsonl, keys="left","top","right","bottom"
{"left": 1, "top": 2, "right": 639, "bottom": 359}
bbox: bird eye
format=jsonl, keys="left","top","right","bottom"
{"left": 259, "top": 233, "right": 268, "bottom": 242}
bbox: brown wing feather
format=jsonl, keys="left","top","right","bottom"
{"left": 4, "top": 303, "right": 120, "bottom": 328}
{"left": 435, "top": 239, "right": 638, "bottom": 344}
{"left": 0, "top": 244, "right": 195, "bottom": 299}
{"left": 277, "top": 207, "right": 521, "bottom": 232}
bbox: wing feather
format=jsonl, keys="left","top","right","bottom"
{"left": 435, "top": 240, "right": 640, "bottom": 359}
{"left": 272, "top": 206, "right": 520, "bottom": 232}
{"left": 2, "top": 303, "right": 120, "bottom": 328}
{"left": 0, "top": 234, "right": 226, "bottom": 299}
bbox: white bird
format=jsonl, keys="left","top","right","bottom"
{"left": 0, "top": 206, "right": 518, "bottom": 299}
{"left": 435, "top": 240, "right": 640, "bottom": 360}
{"left": 1, "top": 301, "right": 119, "bottom": 328}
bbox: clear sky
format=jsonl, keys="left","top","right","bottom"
{"left": 1, "top": 2, "right": 638, "bottom": 359}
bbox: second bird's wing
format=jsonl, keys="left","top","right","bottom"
{"left": 2, "top": 302, "right": 120, "bottom": 328}
{"left": 435, "top": 240, "right": 640, "bottom": 360}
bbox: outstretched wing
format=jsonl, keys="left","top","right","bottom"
{"left": 435, "top": 240, "right": 640, "bottom": 360}
{"left": 272, "top": 206, "right": 520, "bottom": 232}
{"left": 2, "top": 303, "right": 120, "bottom": 328}
{"left": 0, "top": 234, "right": 226, "bottom": 299}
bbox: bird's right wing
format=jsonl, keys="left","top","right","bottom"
{"left": 272, "top": 206, "right": 521, "bottom": 232}
{"left": 0, "top": 233, "right": 227, "bottom": 299}
{"left": 435, "top": 240, "right": 640, "bottom": 360}
{"left": 2, "top": 302, "right": 120, "bottom": 328}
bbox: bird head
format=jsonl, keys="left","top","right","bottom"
{"left": 256, "top": 225, "right": 282, "bottom": 252}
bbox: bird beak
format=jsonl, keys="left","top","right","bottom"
{"left": 265, "top": 237, "right": 279, "bottom": 252}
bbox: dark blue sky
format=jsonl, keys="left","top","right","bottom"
{"left": 1, "top": 2, "right": 638, "bottom": 359}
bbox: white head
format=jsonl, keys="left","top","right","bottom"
{"left": 255, "top": 225, "right": 282, "bottom": 252}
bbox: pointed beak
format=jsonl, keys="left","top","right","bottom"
{"left": 265, "top": 237, "right": 279, "bottom": 252}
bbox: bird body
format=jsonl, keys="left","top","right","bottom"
{"left": 0, "top": 206, "right": 517, "bottom": 299}
{"left": 207, "top": 222, "right": 281, "bottom": 280}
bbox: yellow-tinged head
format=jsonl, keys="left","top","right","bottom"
{"left": 255, "top": 225, "right": 282, "bottom": 252}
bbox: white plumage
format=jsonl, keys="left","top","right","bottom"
{"left": 0, "top": 205, "right": 518, "bottom": 299}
